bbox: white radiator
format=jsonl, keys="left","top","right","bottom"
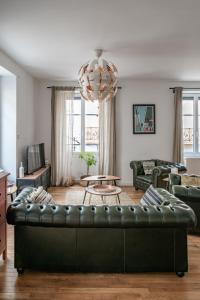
{"left": 185, "top": 157, "right": 200, "bottom": 175}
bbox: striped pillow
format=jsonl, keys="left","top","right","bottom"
{"left": 27, "top": 186, "right": 55, "bottom": 205}
{"left": 140, "top": 185, "right": 164, "bottom": 206}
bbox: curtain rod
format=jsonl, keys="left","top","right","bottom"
{"left": 47, "top": 86, "right": 122, "bottom": 89}
{"left": 169, "top": 87, "right": 200, "bottom": 90}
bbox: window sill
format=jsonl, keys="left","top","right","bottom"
{"left": 184, "top": 153, "right": 200, "bottom": 158}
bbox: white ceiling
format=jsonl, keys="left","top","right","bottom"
{"left": 1, "top": 0, "right": 200, "bottom": 81}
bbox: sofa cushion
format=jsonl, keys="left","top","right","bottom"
{"left": 27, "top": 186, "right": 55, "bottom": 205}
{"left": 140, "top": 185, "right": 166, "bottom": 206}
{"left": 137, "top": 175, "right": 153, "bottom": 184}
{"left": 143, "top": 161, "right": 155, "bottom": 175}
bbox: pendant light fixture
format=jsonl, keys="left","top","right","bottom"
{"left": 78, "top": 49, "right": 118, "bottom": 101}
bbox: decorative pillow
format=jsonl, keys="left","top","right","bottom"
{"left": 140, "top": 185, "right": 165, "bottom": 206}
{"left": 143, "top": 161, "right": 155, "bottom": 175}
{"left": 27, "top": 186, "right": 55, "bottom": 205}
{"left": 181, "top": 174, "right": 200, "bottom": 186}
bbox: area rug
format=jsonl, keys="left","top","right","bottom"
{"left": 56, "top": 190, "right": 135, "bottom": 206}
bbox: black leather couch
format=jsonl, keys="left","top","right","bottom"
{"left": 7, "top": 187, "right": 196, "bottom": 276}
{"left": 170, "top": 173, "right": 200, "bottom": 234}
{"left": 130, "top": 159, "right": 186, "bottom": 191}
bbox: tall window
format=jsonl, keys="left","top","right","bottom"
{"left": 182, "top": 92, "right": 200, "bottom": 155}
{"left": 71, "top": 92, "right": 99, "bottom": 152}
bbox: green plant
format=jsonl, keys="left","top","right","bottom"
{"left": 79, "top": 152, "right": 96, "bottom": 175}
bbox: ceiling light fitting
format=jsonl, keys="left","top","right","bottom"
{"left": 78, "top": 49, "right": 118, "bottom": 101}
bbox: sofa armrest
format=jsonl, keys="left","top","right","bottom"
{"left": 151, "top": 166, "right": 171, "bottom": 187}
{"left": 169, "top": 173, "right": 182, "bottom": 185}
{"left": 130, "top": 160, "right": 144, "bottom": 186}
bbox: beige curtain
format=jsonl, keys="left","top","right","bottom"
{"left": 51, "top": 87, "right": 75, "bottom": 186}
{"left": 173, "top": 87, "right": 183, "bottom": 163}
{"left": 99, "top": 97, "right": 116, "bottom": 175}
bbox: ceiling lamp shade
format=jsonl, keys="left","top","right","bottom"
{"left": 78, "top": 49, "right": 118, "bottom": 101}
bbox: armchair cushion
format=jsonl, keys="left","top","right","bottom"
{"left": 143, "top": 161, "right": 155, "bottom": 175}
{"left": 137, "top": 175, "right": 152, "bottom": 184}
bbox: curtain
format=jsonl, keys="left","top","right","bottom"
{"left": 99, "top": 97, "right": 116, "bottom": 175}
{"left": 173, "top": 87, "right": 183, "bottom": 163}
{"left": 51, "top": 87, "right": 75, "bottom": 186}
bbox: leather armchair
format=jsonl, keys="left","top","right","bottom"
{"left": 6, "top": 187, "right": 195, "bottom": 276}
{"left": 130, "top": 159, "right": 186, "bottom": 191}
{"left": 170, "top": 173, "right": 200, "bottom": 234}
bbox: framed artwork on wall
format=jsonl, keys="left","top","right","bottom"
{"left": 133, "top": 104, "right": 156, "bottom": 134}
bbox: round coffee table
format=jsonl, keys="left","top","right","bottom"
{"left": 85, "top": 185, "right": 122, "bottom": 205}
{"left": 81, "top": 175, "right": 121, "bottom": 204}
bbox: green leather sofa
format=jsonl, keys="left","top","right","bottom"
{"left": 130, "top": 159, "right": 186, "bottom": 191}
{"left": 170, "top": 173, "right": 200, "bottom": 234}
{"left": 7, "top": 187, "right": 195, "bottom": 277}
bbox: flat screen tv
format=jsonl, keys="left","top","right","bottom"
{"left": 27, "top": 143, "right": 45, "bottom": 174}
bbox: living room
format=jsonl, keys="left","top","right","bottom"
{"left": 0, "top": 0, "right": 200, "bottom": 299}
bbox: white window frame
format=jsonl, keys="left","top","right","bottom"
{"left": 183, "top": 92, "right": 200, "bottom": 157}
{"left": 72, "top": 94, "right": 99, "bottom": 155}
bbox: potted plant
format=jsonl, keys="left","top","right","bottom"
{"left": 79, "top": 151, "right": 96, "bottom": 179}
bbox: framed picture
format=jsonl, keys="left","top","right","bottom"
{"left": 133, "top": 104, "right": 155, "bottom": 134}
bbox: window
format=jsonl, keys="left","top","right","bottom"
{"left": 182, "top": 92, "right": 200, "bottom": 155}
{"left": 72, "top": 93, "right": 99, "bottom": 152}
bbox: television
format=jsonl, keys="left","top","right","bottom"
{"left": 27, "top": 143, "right": 45, "bottom": 174}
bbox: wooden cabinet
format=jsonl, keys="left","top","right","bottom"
{"left": 16, "top": 166, "right": 51, "bottom": 194}
{"left": 0, "top": 172, "right": 9, "bottom": 260}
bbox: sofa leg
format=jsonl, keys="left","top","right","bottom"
{"left": 135, "top": 187, "right": 138, "bottom": 191}
{"left": 176, "top": 272, "right": 185, "bottom": 277}
{"left": 17, "top": 268, "right": 24, "bottom": 275}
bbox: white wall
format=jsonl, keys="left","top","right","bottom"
{"left": 0, "top": 75, "right": 16, "bottom": 180}
{"left": 35, "top": 79, "right": 200, "bottom": 185}
{"left": 0, "top": 50, "right": 37, "bottom": 177}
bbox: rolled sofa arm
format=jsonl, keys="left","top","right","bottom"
{"left": 151, "top": 166, "right": 171, "bottom": 187}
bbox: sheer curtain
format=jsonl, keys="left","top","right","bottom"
{"left": 51, "top": 87, "right": 75, "bottom": 186}
{"left": 99, "top": 97, "right": 116, "bottom": 175}
{"left": 173, "top": 87, "right": 183, "bottom": 163}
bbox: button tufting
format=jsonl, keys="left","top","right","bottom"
{"left": 91, "top": 207, "right": 95, "bottom": 211}
{"left": 104, "top": 206, "right": 108, "bottom": 211}
{"left": 130, "top": 207, "right": 135, "bottom": 212}
{"left": 65, "top": 206, "right": 69, "bottom": 210}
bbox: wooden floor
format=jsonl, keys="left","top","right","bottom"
{"left": 1, "top": 185, "right": 200, "bottom": 300}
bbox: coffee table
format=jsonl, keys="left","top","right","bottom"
{"left": 81, "top": 175, "right": 121, "bottom": 204}
{"left": 85, "top": 185, "right": 122, "bottom": 205}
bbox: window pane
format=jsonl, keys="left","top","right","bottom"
{"left": 72, "top": 98, "right": 81, "bottom": 114}
{"left": 183, "top": 116, "right": 193, "bottom": 152}
{"left": 85, "top": 114, "right": 99, "bottom": 152}
{"left": 85, "top": 100, "right": 99, "bottom": 114}
{"left": 85, "top": 144, "right": 99, "bottom": 152}
{"left": 72, "top": 115, "right": 81, "bottom": 152}
{"left": 183, "top": 100, "right": 193, "bottom": 115}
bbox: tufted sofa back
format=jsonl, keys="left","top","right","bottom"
{"left": 6, "top": 187, "right": 196, "bottom": 229}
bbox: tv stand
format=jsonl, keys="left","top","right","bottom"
{"left": 16, "top": 165, "right": 51, "bottom": 194}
